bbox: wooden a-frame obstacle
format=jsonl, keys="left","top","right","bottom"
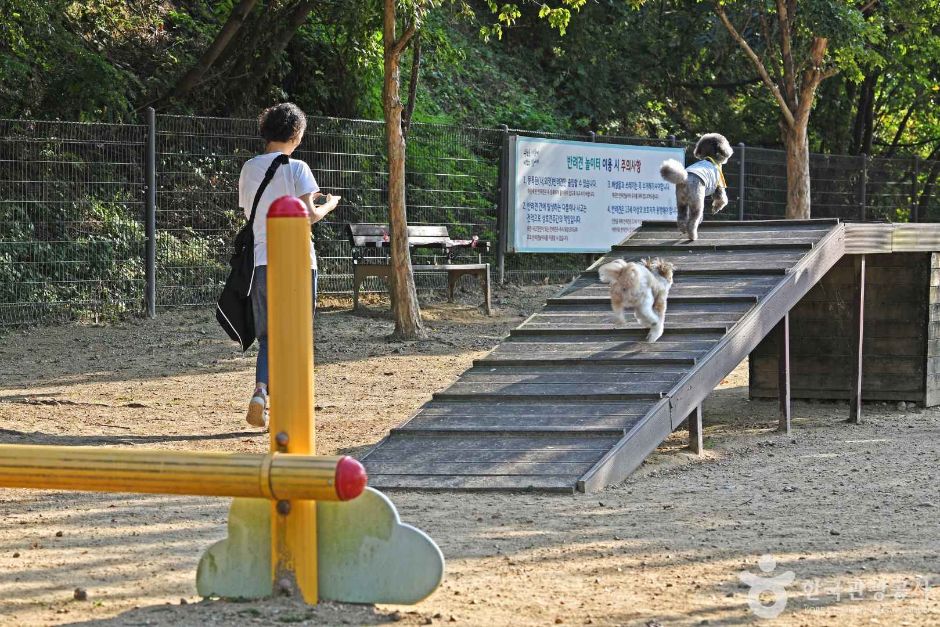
{"left": 0, "top": 196, "right": 444, "bottom": 605}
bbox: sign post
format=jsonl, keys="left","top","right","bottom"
{"left": 507, "top": 136, "right": 685, "bottom": 253}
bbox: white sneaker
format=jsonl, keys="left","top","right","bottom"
{"left": 246, "top": 389, "right": 268, "bottom": 428}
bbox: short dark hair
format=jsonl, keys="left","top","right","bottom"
{"left": 258, "top": 103, "right": 307, "bottom": 143}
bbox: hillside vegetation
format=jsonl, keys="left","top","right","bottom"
{"left": 2, "top": 0, "right": 938, "bottom": 157}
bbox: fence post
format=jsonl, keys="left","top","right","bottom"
{"left": 738, "top": 142, "right": 746, "bottom": 221}
{"left": 588, "top": 131, "right": 596, "bottom": 142}
{"left": 145, "top": 107, "right": 157, "bottom": 318}
{"left": 496, "top": 124, "right": 510, "bottom": 284}
{"left": 668, "top": 135, "right": 676, "bottom": 148}
{"left": 912, "top": 155, "right": 921, "bottom": 223}
{"left": 857, "top": 153, "right": 868, "bottom": 222}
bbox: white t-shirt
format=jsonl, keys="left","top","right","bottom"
{"left": 238, "top": 151, "right": 320, "bottom": 268}
{"left": 685, "top": 160, "right": 723, "bottom": 196}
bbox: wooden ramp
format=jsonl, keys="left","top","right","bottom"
{"left": 363, "top": 220, "right": 846, "bottom": 492}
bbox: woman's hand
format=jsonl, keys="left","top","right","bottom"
{"left": 321, "top": 194, "right": 341, "bottom": 213}
{"left": 302, "top": 192, "right": 342, "bottom": 224}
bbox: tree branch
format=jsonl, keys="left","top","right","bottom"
{"left": 391, "top": 21, "right": 416, "bottom": 58}
{"left": 161, "top": 0, "right": 259, "bottom": 103}
{"left": 884, "top": 104, "right": 916, "bottom": 158}
{"left": 675, "top": 77, "right": 763, "bottom": 89}
{"left": 795, "top": 37, "right": 831, "bottom": 125}
{"left": 402, "top": 33, "right": 421, "bottom": 139}
{"left": 243, "top": 0, "right": 316, "bottom": 95}
{"left": 714, "top": 3, "right": 795, "bottom": 129}
{"left": 776, "top": 0, "right": 797, "bottom": 108}
{"left": 758, "top": 12, "right": 780, "bottom": 86}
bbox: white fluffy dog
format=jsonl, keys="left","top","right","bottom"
{"left": 597, "top": 258, "right": 675, "bottom": 342}
{"left": 660, "top": 133, "right": 733, "bottom": 241}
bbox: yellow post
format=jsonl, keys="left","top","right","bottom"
{"left": 267, "top": 195, "right": 318, "bottom": 602}
{"left": 0, "top": 445, "right": 365, "bottom": 501}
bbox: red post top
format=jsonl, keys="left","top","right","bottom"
{"left": 334, "top": 456, "right": 368, "bottom": 501}
{"left": 268, "top": 195, "right": 309, "bottom": 219}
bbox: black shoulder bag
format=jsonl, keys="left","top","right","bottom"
{"left": 216, "top": 154, "right": 289, "bottom": 350}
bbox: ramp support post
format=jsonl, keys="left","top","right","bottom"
{"left": 849, "top": 255, "right": 866, "bottom": 423}
{"left": 777, "top": 313, "right": 791, "bottom": 434}
{"left": 687, "top": 405, "right": 703, "bottom": 455}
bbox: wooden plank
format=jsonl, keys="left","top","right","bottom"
{"left": 496, "top": 338, "right": 720, "bottom": 351}
{"left": 777, "top": 313, "right": 791, "bottom": 434}
{"left": 396, "top": 415, "right": 646, "bottom": 432}
{"left": 615, "top": 238, "right": 821, "bottom": 249}
{"left": 928, "top": 252, "right": 940, "bottom": 408}
{"left": 542, "top": 301, "right": 753, "bottom": 314}
{"left": 476, "top": 355, "right": 697, "bottom": 366}
{"left": 596, "top": 250, "right": 807, "bottom": 264}
{"left": 893, "top": 224, "right": 940, "bottom": 252}
{"left": 611, "top": 243, "right": 815, "bottom": 252}
{"left": 587, "top": 267, "right": 791, "bottom": 277}
{"left": 548, "top": 294, "right": 762, "bottom": 305}
{"left": 373, "top": 433, "right": 617, "bottom": 451}
{"left": 392, "top": 427, "right": 628, "bottom": 436}
{"left": 511, "top": 325, "right": 731, "bottom": 336}
{"left": 524, "top": 312, "right": 746, "bottom": 324}
{"left": 367, "top": 474, "right": 578, "bottom": 492}
{"left": 769, "top": 334, "right": 925, "bottom": 353}
{"left": 434, "top": 390, "right": 663, "bottom": 402}
{"left": 593, "top": 251, "right": 806, "bottom": 267}
{"left": 414, "top": 400, "right": 654, "bottom": 418}
{"left": 750, "top": 356, "right": 924, "bottom": 379}
{"left": 559, "top": 274, "right": 781, "bottom": 295}
{"left": 466, "top": 364, "right": 689, "bottom": 375}
{"left": 458, "top": 371, "right": 683, "bottom": 384}
{"left": 366, "top": 461, "right": 599, "bottom": 476}
{"left": 642, "top": 218, "right": 840, "bottom": 231}
{"left": 850, "top": 255, "right": 865, "bottom": 424}
{"left": 749, "top": 388, "right": 923, "bottom": 402}
{"left": 366, "top": 448, "right": 609, "bottom": 465}
{"left": 488, "top": 350, "right": 712, "bottom": 363}
{"left": 630, "top": 223, "right": 836, "bottom": 235}
{"left": 751, "top": 372, "right": 924, "bottom": 393}
{"left": 844, "top": 223, "right": 894, "bottom": 254}
{"left": 687, "top": 405, "right": 703, "bottom": 455}
{"left": 438, "top": 382, "right": 671, "bottom": 398}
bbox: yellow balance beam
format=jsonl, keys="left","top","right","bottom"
{"left": 0, "top": 444, "right": 366, "bottom": 502}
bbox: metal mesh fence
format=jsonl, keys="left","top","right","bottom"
{"left": 0, "top": 119, "right": 146, "bottom": 325}
{"left": 1, "top": 112, "right": 938, "bottom": 327}
{"left": 155, "top": 115, "right": 504, "bottom": 301}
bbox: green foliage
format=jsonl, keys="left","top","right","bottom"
{"left": 0, "top": 0, "right": 160, "bottom": 120}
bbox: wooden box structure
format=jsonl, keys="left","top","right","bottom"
{"left": 750, "top": 225, "right": 940, "bottom": 406}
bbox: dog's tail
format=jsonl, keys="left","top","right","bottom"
{"left": 598, "top": 259, "right": 640, "bottom": 286}
{"left": 643, "top": 257, "right": 676, "bottom": 282}
{"left": 660, "top": 159, "right": 687, "bottom": 185}
{"left": 598, "top": 259, "right": 628, "bottom": 284}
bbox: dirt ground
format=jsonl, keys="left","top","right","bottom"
{"left": 0, "top": 285, "right": 937, "bottom": 626}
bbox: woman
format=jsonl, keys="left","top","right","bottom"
{"left": 239, "top": 102, "right": 340, "bottom": 427}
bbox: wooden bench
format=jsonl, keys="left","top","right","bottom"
{"left": 347, "top": 224, "right": 492, "bottom": 315}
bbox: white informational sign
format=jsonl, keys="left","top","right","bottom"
{"left": 507, "top": 136, "right": 685, "bottom": 253}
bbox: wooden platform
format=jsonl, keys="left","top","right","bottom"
{"left": 363, "top": 220, "right": 847, "bottom": 492}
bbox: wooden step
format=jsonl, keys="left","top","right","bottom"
{"left": 510, "top": 326, "right": 729, "bottom": 337}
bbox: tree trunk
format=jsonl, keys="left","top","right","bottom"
{"left": 383, "top": 0, "right": 424, "bottom": 339}
{"left": 165, "top": 0, "right": 259, "bottom": 102}
{"left": 783, "top": 122, "right": 811, "bottom": 219}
